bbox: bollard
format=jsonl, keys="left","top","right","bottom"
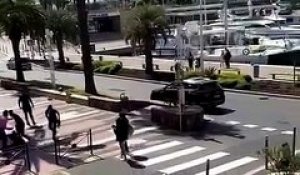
{"left": 265, "top": 135, "right": 269, "bottom": 170}
{"left": 206, "top": 159, "right": 210, "bottom": 175}
{"left": 54, "top": 138, "right": 59, "bottom": 165}
{"left": 89, "top": 129, "right": 94, "bottom": 155}
{"left": 293, "top": 127, "right": 296, "bottom": 156}
{"left": 24, "top": 144, "right": 31, "bottom": 172}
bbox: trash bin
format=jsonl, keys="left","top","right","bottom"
{"left": 253, "top": 64, "right": 259, "bottom": 78}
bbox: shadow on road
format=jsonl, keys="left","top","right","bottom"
{"left": 126, "top": 159, "right": 145, "bottom": 169}
{"left": 204, "top": 107, "right": 235, "bottom": 115}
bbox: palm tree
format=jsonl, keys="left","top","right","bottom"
{"left": 46, "top": 9, "right": 77, "bottom": 66}
{"left": 0, "top": 0, "right": 45, "bottom": 82}
{"left": 76, "top": 0, "right": 97, "bottom": 94}
{"left": 123, "top": 4, "right": 168, "bottom": 75}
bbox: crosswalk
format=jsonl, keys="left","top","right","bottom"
{"left": 0, "top": 89, "right": 275, "bottom": 175}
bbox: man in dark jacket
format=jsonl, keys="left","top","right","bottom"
{"left": 18, "top": 92, "right": 36, "bottom": 126}
{"left": 45, "top": 105, "right": 60, "bottom": 140}
{"left": 8, "top": 110, "right": 26, "bottom": 138}
{"left": 224, "top": 48, "right": 232, "bottom": 69}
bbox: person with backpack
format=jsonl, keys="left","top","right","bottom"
{"left": 45, "top": 105, "right": 60, "bottom": 140}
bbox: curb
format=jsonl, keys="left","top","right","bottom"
{"left": 54, "top": 69, "right": 170, "bottom": 85}
{"left": 225, "top": 88, "right": 300, "bottom": 100}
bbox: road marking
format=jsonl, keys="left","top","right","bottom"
{"left": 76, "top": 126, "right": 158, "bottom": 147}
{"left": 261, "top": 127, "right": 277, "bottom": 132}
{"left": 243, "top": 165, "right": 265, "bottom": 175}
{"left": 225, "top": 120, "right": 240, "bottom": 125}
{"left": 243, "top": 124, "right": 259, "bottom": 128}
{"left": 131, "top": 140, "right": 183, "bottom": 156}
{"left": 141, "top": 146, "right": 205, "bottom": 166}
{"left": 160, "top": 152, "right": 230, "bottom": 174}
{"left": 281, "top": 130, "right": 294, "bottom": 135}
{"left": 195, "top": 156, "right": 258, "bottom": 175}
{"left": 204, "top": 115, "right": 215, "bottom": 121}
{"left": 0, "top": 93, "right": 14, "bottom": 97}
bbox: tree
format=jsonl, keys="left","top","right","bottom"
{"left": 76, "top": 0, "right": 97, "bottom": 94}
{"left": 123, "top": 4, "right": 168, "bottom": 75}
{"left": 46, "top": 9, "right": 77, "bottom": 66}
{"left": 0, "top": 0, "right": 45, "bottom": 82}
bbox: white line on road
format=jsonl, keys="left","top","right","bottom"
{"left": 141, "top": 146, "right": 205, "bottom": 166}
{"left": 0, "top": 93, "right": 14, "bottom": 97}
{"left": 225, "top": 120, "right": 241, "bottom": 125}
{"left": 243, "top": 165, "right": 265, "bottom": 175}
{"left": 261, "top": 127, "right": 277, "bottom": 132}
{"left": 131, "top": 140, "right": 183, "bottom": 156}
{"left": 281, "top": 130, "right": 293, "bottom": 135}
{"left": 160, "top": 152, "right": 230, "bottom": 174}
{"left": 76, "top": 126, "right": 158, "bottom": 147}
{"left": 195, "top": 156, "right": 258, "bottom": 175}
{"left": 243, "top": 124, "right": 259, "bottom": 128}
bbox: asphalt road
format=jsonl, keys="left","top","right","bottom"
{"left": 2, "top": 57, "right": 300, "bottom": 174}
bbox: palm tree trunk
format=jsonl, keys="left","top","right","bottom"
{"left": 56, "top": 31, "right": 66, "bottom": 66}
{"left": 11, "top": 39, "right": 25, "bottom": 82}
{"left": 76, "top": 0, "right": 97, "bottom": 95}
{"left": 144, "top": 37, "right": 153, "bottom": 75}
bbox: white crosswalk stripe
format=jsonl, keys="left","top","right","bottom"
{"left": 131, "top": 141, "right": 183, "bottom": 156}
{"left": 195, "top": 156, "right": 258, "bottom": 175}
{"left": 160, "top": 152, "right": 230, "bottom": 174}
{"left": 141, "top": 146, "right": 205, "bottom": 166}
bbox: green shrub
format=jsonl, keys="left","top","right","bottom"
{"left": 235, "top": 83, "right": 252, "bottom": 90}
{"left": 184, "top": 70, "right": 203, "bottom": 79}
{"left": 204, "top": 67, "right": 217, "bottom": 79}
{"left": 243, "top": 75, "right": 253, "bottom": 83}
{"left": 93, "top": 60, "right": 123, "bottom": 74}
{"left": 219, "top": 79, "right": 238, "bottom": 88}
{"left": 108, "top": 63, "right": 122, "bottom": 75}
{"left": 72, "top": 64, "right": 83, "bottom": 71}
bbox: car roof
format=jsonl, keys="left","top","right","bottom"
{"left": 183, "top": 77, "right": 217, "bottom": 85}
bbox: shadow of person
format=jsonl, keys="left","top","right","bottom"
{"left": 130, "top": 155, "right": 148, "bottom": 161}
{"left": 126, "top": 159, "right": 145, "bottom": 169}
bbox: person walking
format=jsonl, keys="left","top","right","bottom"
{"left": 224, "top": 48, "right": 232, "bottom": 69}
{"left": 45, "top": 105, "right": 60, "bottom": 140}
{"left": 8, "top": 110, "right": 27, "bottom": 139}
{"left": 0, "top": 110, "right": 13, "bottom": 150}
{"left": 112, "top": 113, "right": 133, "bottom": 161}
{"left": 18, "top": 92, "right": 36, "bottom": 126}
{"left": 187, "top": 51, "right": 194, "bottom": 70}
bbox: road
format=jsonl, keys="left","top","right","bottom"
{"left": 0, "top": 88, "right": 298, "bottom": 175}
{"left": 1, "top": 55, "right": 300, "bottom": 174}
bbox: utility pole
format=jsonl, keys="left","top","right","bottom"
{"left": 45, "top": 29, "right": 56, "bottom": 89}
{"left": 224, "top": 0, "right": 229, "bottom": 47}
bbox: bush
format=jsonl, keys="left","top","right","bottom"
{"left": 184, "top": 70, "right": 203, "bottom": 79}
{"left": 219, "top": 79, "right": 238, "bottom": 88}
{"left": 243, "top": 75, "right": 253, "bottom": 83}
{"left": 93, "top": 60, "right": 123, "bottom": 74}
{"left": 235, "top": 83, "right": 252, "bottom": 90}
{"left": 108, "top": 63, "right": 122, "bottom": 75}
{"left": 204, "top": 67, "right": 217, "bottom": 79}
{"left": 72, "top": 64, "right": 84, "bottom": 71}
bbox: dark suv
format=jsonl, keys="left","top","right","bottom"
{"left": 6, "top": 57, "right": 32, "bottom": 70}
{"left": 150, "top": 77, "right": 225, "bottom": 108}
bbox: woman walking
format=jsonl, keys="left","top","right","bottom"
{"left": 112, "top": 113, "right": 133, "bottom": 161}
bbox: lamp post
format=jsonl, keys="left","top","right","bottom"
{"left": 45, "top": 29, "right": 56, "bottom": 89}
{"left": 199, "top": 0, "right": 204, "bottom": 71}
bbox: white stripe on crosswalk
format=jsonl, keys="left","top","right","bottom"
{"left": 195, "top": 156, "right": 258, "bottom": 175}
{"left": 0, "top": 93, "right": 13, "bottom": 97}
{"left": 225, "top": 121, "right": 240, "bottom": 125}
{"left": 131, "top": 141, "right": 183, "bottom": 156}
{"left": 39, "top": 110, "right": 99, "bottom": 126}
{"left": 243, "top": 165, "right": 265, "bottom": 175}
{"left": 76, "top": 126, "right": 158, "bottom": 147}
{"left": 142, "top": 146, "right": 205, "bottom": 166}
{"left": 261, "top": 127, "right": 277, "bottom": 132}
{"left": 160, "top": 152, "right": 230, "bottom": 174}
{"left": 243, "top": 124, "right": 259, "bottom": 128}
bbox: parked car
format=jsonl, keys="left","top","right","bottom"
{"left": 6, "top": 57, "right": 32, "bottom": 70}
{"left": 150, "top": 77, "right": 225, "bottom": 108}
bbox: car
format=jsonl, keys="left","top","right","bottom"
{"left": 150, "top": 77, "right": 225, "bottom": 109}
{"left": 6, "top": 57, "right": 32, "bottom": 70}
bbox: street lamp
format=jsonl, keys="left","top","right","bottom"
{"left": 45, "top": 29, "right": 56, "bottom": 89}
{"left": 199, "top": 0, "right": 204, "bottom": 71}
